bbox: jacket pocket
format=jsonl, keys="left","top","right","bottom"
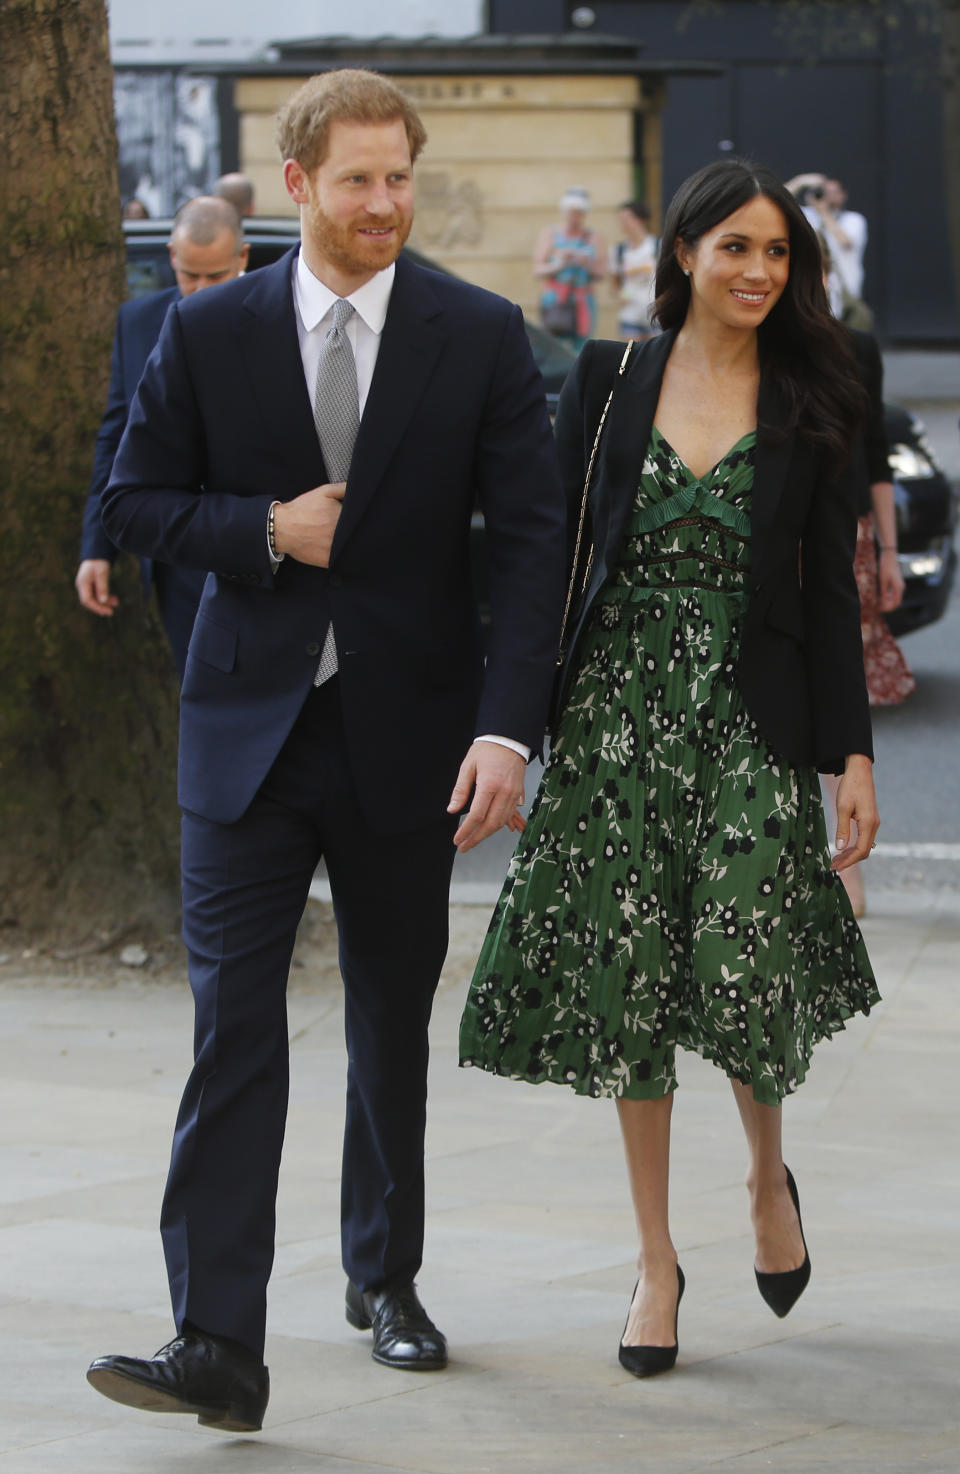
{"left": 188, "top": 613, "right": 237, "bottom": 673}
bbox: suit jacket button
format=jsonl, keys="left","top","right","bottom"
{"left": 330, "top": 573, "right": 343, "bottom": 588}
{"left": 305, "top": 641, "right": 320, "bottom": 657}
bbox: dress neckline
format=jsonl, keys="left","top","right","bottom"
{"left": 651, "top": 424, "right": 756, "bottom": 483}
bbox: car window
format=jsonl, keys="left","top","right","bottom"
{"left": 125, "top": 244, "right": 176, "bottom": 298}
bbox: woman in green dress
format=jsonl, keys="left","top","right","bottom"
{"left": 459, "top": 160, "right": 880, "bottom": 1377}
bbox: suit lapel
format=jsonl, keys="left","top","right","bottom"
{"left": 331, "top": 256, "right": 445, "bottom": 558}
{"left": 238, "top": 248, "right": 328, "bottom": 485}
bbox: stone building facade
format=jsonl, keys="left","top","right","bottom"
{"left": 238, "top": 61, "right": 655, "bottom": 337}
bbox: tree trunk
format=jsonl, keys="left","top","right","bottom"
{"left": 0, "top": 0, "right": 180, "bottom": 940}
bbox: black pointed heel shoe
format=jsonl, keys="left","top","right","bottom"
{"left": 618, "top": 1264, "right": 685, "bottom": 1378}
{"left": 755, "top": 1166, "right": 811, "bottom": 1318}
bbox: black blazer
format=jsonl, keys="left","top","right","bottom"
{"left": 103, "top": 250, "right": 567, "bottom": 830}
{"left": 553, "top": 333, "right": 872, "bottom": 774}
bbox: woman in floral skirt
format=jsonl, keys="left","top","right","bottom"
{"left": 822, "top": 322, "right": 914, "bottom": 917}
{"left": 460, "top": 160, "right": 881, "bottom": 1377}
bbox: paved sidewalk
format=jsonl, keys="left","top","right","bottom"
{"left": 0, "top": 890, "right": 957, "bottom": 1472}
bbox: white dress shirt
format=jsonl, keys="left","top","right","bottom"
{"left": 293, "top": 250, "right": 393, "bottom": 413}
{"left": 282, "top": 251, "right": 529, "bottom": 765}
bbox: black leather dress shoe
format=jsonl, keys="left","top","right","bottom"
{"left": 345, "top": 1280, "right": 448, "bottom": 1370}
{"left": 86, "top": 1327, "right": 269, "bottom": 1432}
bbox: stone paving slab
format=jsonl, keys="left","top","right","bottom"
{"left": 0, "top": 890, "right": 957, "bottom": 1472}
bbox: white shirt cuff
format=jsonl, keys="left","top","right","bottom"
{"left": 475, "top": 734, "right": 531, "bottom": 762}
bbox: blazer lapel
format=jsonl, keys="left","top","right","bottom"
{"left": 594, "top": 331, "right": 675, "bottom": 568}
{"left": 331, "top": 256, "right": 445, "bottom": 558}
{"left": 238, "top": 247, "right": 327, "bottom": 485}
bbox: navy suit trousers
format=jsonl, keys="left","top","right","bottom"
{"left": 163, "top": 678, "right": 457, "bottom": 1355}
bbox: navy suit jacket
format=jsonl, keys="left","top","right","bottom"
{"left": 554, "top": 333, "right": 872, "bottom": 775}
{"left": 103, "top": 250, "right": 567, "bottom": 831}
{"left": 81, "top": 285, "right": 180, "bottom": 586}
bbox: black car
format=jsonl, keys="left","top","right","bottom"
{"left": 883, "top": 404, "right": 957, "bottom": 636}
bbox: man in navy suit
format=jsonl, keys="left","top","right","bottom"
{"left": 75, "top": 196, "right": 249, "bottom": 675}
{"left": 86, "top": 71, "right": 566, "bottom": 1430}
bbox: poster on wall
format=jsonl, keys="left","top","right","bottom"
{"left": 115, "top": 71, "right": 221, "bottom": 218}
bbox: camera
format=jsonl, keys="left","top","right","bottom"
{"left": 796, "top": 184, "right": 825, "bottom": 207}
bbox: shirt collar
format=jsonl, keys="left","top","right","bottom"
{"left": 295, "top": 249, "right": 395, "bottom": 335}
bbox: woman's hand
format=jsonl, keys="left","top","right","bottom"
{"left": 877, "top": 547, "right": 906, "bottom": 611}
{"left": 869, "top": 485, "right": 903, "bottom": 611}
{"left": 832, "top": 753, "right": 879, "bottom": 871}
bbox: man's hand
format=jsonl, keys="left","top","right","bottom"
{"left": 447, "top": 741, "right": 526, "bottom": 853}
{"left": 877, "top": 548, "right": 905, "bottom": 612}
{"left": 272, "top": 482, "right": 346, "bottom": 568}
{"left": 832, "top": 754, "right": 880, "bottom": 872}
{"left": 75, "top": 559, "right": 119, "bottom": 616}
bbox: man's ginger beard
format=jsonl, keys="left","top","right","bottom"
{"left": 304, "top": 196, "right": 413, "bottom": 279}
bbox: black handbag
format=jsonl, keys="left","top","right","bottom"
{"left": 549, "top": 340, "right": 635, "bottom": 727}
{"left": 541, "top": 295, "right": 578, "bottom": 336}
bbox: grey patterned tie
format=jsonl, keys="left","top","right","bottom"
{"left": 313, "top": 298, "right": 359, "bottom": 685}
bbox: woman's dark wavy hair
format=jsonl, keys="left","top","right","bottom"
{"left": 652, "top": 159, "right": 864, "bottom": 465}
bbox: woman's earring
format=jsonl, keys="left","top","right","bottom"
{"left": 682, "top": 268, "right": 691, "bottom": 277}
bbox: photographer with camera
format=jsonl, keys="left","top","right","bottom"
{"left": 786, "top": 172, "right": 868, "bottom": 325}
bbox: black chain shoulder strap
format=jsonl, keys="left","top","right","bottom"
{"left": 557, "top": 340, "right": 634, "bottom": 662}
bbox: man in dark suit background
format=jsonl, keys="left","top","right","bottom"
{"left": 86, "top": 71, "right": 566, "bottom": 1431}
{"left": 75, "top": 195, "right": 249, "bottom": 674}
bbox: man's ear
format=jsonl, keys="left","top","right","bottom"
{"left": 282, "top": 158, "right": 309, "bottom": 205}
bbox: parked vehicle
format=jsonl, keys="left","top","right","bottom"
{"left": 883, "top": 404, "right": 957, "bottom": 636}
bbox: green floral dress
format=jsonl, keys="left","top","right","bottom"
{"left": 459, "top": 427, "right": 879, "bottom": 1106}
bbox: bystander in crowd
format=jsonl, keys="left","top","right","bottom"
{"left": 609, "top": 200, "right": 659, "bottom": 340}
{"left": 214, "top": 171, "right": 256, "bottom": 217}
{"left": 787, "top": 172, "right": 870, "bottom": 327}
{"left": 816, "top": 233, "right": 913, "bottom": 916}
{"left": 534, "top": 186, "right": 606, "bottom": 348}
{"left": 75, "top": 196, "right": 248, "bottom": 676}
